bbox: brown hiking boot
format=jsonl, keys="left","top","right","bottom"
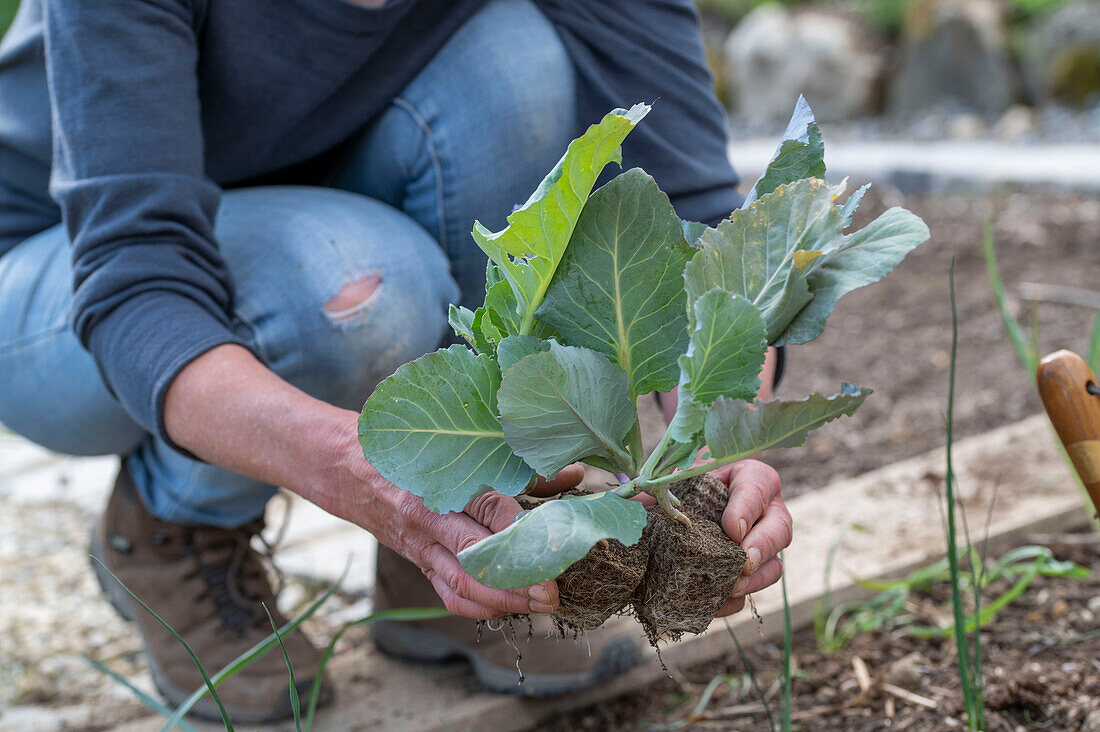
{"left": 370, "top": 545, "right": 645, "bottom": 696}
{"left": 90, "top": 467, "right": 331, "bottom": 723}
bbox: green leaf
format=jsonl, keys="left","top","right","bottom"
{"left": 775, "top": 207, "right": 930, "bottom": 346}
{"left": 262, "top": 604, "right": 301, "bottom": 732}
{"left": 448, "top": 305, "right": 478, "bottom": 350}
{"left": 683, "top": 219, "right": 709, "bottom": 246}
{"left": 359, "top": 345, "right": 535, "bottom": 513}
{"left": 538, "top": 169, "right": 694, "bottom": 396}
{"left": 668, "top": 383, "right": 706, "bottom": 443}
{"left": 686, "top": 178, "right": 844, "bottom": 341}
{"left": 497, "top": 335, "right": 551, "bottom": 372}
{"left": 838, "top": 182, "right": 871, "bottom": 228}
{"left": 472, "top": 104, "right": 650, "bottom": 336}
{"left": 498, "top": 342, "right": 636, "bottom": 476}
{"left": 742, "top": 96, "right": 825, "bottom": 206}
{"left": 458, "top": 492, "right": 647, "bottom": 588}
{"left": 705, "top": 383, "right": 870, "bottom": 463}
{"left": 680, "top": 289, "right": 767, "bottom": 404}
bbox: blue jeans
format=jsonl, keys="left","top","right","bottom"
{"left": 0, "top": 0, "right": 577, "bottom": 527}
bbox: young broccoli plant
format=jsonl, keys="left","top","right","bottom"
{"left": 359, "top": 98, "right": 929, "bottom": 642}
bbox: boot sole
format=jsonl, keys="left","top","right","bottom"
{"left": 371, "top": 620, "right": 644, "bottom": 698}
{"left": 89, "top": 526, "right": 326, "bottom": 724}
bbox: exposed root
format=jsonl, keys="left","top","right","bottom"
{"left": 553, "top": 535, "right": 650, "bottom": 634}
{"left": 633, "top": 476, "right": 747, "bottom": 644}
{"left": 678, "top": 473, "right": 729, "bottom": 525}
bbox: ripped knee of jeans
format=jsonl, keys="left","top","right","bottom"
{"left": 323, "top": 272, "right": 383, "bottom": 323}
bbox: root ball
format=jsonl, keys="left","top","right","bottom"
{"left": 633, "top": 507, "right": 747, "bottom": 643}
{"left": 553, "top": 536, "right": 650, "bottom": 633}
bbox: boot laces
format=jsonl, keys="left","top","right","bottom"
{"left": 181, "top": 497, "right": 291, "bottom": 637}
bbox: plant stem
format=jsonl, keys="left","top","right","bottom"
{"left": 628, "top": 419, "right": 645, "bottom": 475}
{"left": 654, "top": 483, "right": 692, "bottom": 528}
{"left": 638, "top": 420, "right": 676, "bottom": 480}
{"left": 780, "top": 559, "right": 792, "bottom": 732}
{"left": 946, "top": 260, "right": 985, "bottom": 730}
{"left": 638, "top": 458, "right": 717, "bottom": 488}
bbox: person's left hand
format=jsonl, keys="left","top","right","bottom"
{"left": 709, "top": 459, "right": 792, "bottom": 617}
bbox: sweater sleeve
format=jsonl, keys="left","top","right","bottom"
{"left": 535, "top": 0, "right": 743, "bottom": 225}
{"left": 43, "top": 0, "right": 251, "bottom": 447}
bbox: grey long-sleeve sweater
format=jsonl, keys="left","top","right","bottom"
{"left": 0, "top": 0, "right": 740, "bottom": 443}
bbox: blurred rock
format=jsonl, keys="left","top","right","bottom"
{"left": 1024, "top": 0, "right": 1100, "bottom": 107}
{"left": 723, "top": 5, "right": 884, "bottom": 124}
{"left": 947, "top": 112, "right": 988, "bottom": 139}
{"left": 887, "top": 651, "right": 927, "bottom": 689}
{"left": 993, "top": 103, "right": 1038, "bottom": 141}
{"left": 889, "top": 0, "right": 1016, "bottom": 121}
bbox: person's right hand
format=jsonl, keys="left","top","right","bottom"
{"left": 162, "top": 344, "right": 585, "bottom": 621}
{"left": 319, "top": 414, "right": 584, "bottom": 619}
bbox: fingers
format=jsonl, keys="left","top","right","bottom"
{"left": 420, "top": 541, "right": 555, "bottom": 618}
{"left": 720, "top": 460, "right": 782, "bottom": 546}
{"left": 740, "top": 495, "right": 793, "bottom": 574}
{"left": 527, "top": 464, "right": 586, "bottom": 497}
{"left": 464, "top": 491, "right": 524, "bottom": 533}
{"left": 714, "top": 557, "right": 784, "bottom": 619}
{"left": 715, "top": 596, "right": 746, "bottom": 617}
{"left": 732, "top": 556, "right": 783, "bottom": 598}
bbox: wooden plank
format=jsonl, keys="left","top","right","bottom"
{"left": 117, "top": 415, "right": 1091, "bottom": 732}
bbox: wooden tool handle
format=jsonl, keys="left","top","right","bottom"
{"left": 1036, "top": 349, "right": 1100, "bottom": 514}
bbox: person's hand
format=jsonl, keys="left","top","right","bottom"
{"left": 707, "top": 459, "right": 792, "bottom": 617}
{"left": 160, "top": 344, "right": 588, "bottom": 621}
{"left": 322, "top": 425, "right": 585, "bottom": 620}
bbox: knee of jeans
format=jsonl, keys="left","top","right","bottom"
{"left": 310, "top": 265, "right": 456, "bottom": 409}
{"left": 463, "top": 0, "right": 577, "bottom": 177}
{"left": 219, "top": 187, "right": 459, "bottom": 410}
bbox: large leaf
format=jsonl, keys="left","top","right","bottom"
{"left": 680, "top": 289, "right": 767, "bottom": 404}
{"left": 498, "top": 343, "right": 636, "bottom": 476}
{"left": 472, "top": 104, "right": 650, "bottom": 336}
{"left": 685, "top": 178, "right": 844, "bottom": 342}
{"left": 458, "top": 492, "right": 647, "bottom": 588}
{"left": 775, "top": 207, "right": 930, "bottom": 346}
{"left": 496, "top": 334, "right": 551, "bottom": 372}
{"left": 359, "top": 345, "right": 534, "bottom": 514}
{"left": 704, "top": 383, "right": 870, "bottom": 463}
{"left": 742, "top": 96, "right": 825, "bottom": 206}
{"left": 538, "top": 169, "right": 694, "bottom": 396}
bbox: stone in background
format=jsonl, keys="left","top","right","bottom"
{"left": 888, "top": 0, "right": 1018, "bottom": 120}
{"left": 1023, "top": 0, "right": 1100, "bottom": 106}
{"left": 722, "top": 4, "right": 885, "bottom": 124}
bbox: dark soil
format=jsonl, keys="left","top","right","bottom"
{"left": 633, "top": 508, "right": 747, "bottom": 644}
{"left": 758, "top": 189, "right": 1100, "bottom": 497}
{"left": 554, "top": 476, "right": 746, "bottom": 642}
{"left": 555, "top": 538, "right": 649, "bottom": 632}
{"left": 549, "top": 190, "right": 1100, "bottom": 729}
{"left": 544, "top": 533, "right": 1100, "bottom": 731}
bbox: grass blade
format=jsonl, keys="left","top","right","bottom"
{"left": 813, "top": 525, "right": 850, "bottom": 651}
{"left": 723, "top": 619, "right": 776, "bottom": 732}
{"left": 982, "top": 222, "right": 1036, "bottom": 373}
{"left": 263, "top": 603, "right": 301, "bottom": 732}
{"left": 689, "top": 674, "right": 735, "bottom": 721}
{"left": 780, "top": 561, "right": 792, "bottom": 732}
{"left": 83, "top": 656, "right": 198, "bottom": 732}
{"left": 303, "top": 607, "right": 451, "bottom": 730}
{"left": 947, "top": 260, "right": 985, "bottom": 730}
{"left": 90, "top": 556, "right": 234, "bottom": 730}
{"left": 161, "top": 562, "right": 349, "bottom": 731}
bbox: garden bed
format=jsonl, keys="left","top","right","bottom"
{"left": 545, "top": 533, "right": 1100, "bottom": 731}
